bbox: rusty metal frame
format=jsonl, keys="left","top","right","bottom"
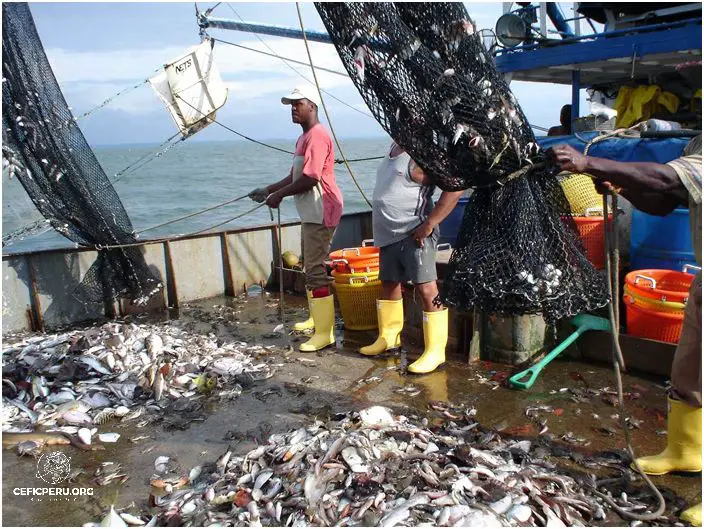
{"left": 24, "top": 255, "right": 44, "bottom": 332}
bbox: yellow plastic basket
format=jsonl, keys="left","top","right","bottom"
{"left": 623, "top": 284, "right": 686, "bottom": 314}
{"left": 333, "top": 276, "right": 382, "bottom": 331}
{"left": 558, "top": 172, "right": 603, "bottom": 215}
{"left": 331, "top": 269, "right": 379, "bottom": 284}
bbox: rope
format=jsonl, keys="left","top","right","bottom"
{"left": 2, "top": 218, "right": 51, "bottom": 246}
{"left": 150, "top": 95, "right": 384, "bottom": 164}
{"left": 577, "top": 124, "right": 643, "bottom": 154}
{"left": 111, "top": 132, "right": 184, "bottom": 185}
{"left": 91, "top": 203, "right": 267, "bottom": 250}
{"left": 274, "top": 207, "right": 293, "bottom": 350}
{"left": 204, "top": 2, "right": 222, "bottom": 16}
{"left": 335, "top": 155, "right": 384, "bottom": 164}
{"left": 574, "top": 128, "right": 667, "bottom": 521}
{"left": 54, "top": 67, "right": 162, "bottom": 132}
{"left": 224, "top": 4, "right": 375, "bottom": 120}
{"left": 62, "top": 75, "right": 157, "bottom": 127}
{"left": 135, "top": 193, "right": 250, "bottom": 235}
{"left": 595, "top": 191, "right": 666, "bottom": 522}
{"left": 212, "top": 37, "right": 349, "bottom": 77}
{"left": 172, "top": 95, "right": 295, "bottom": 156}
{"left": 295, "top": 3, "right": 372, "bottom": 208}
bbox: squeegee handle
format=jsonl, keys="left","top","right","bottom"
{"left": 509, "top": 326, "right": 585, "bottom": 390}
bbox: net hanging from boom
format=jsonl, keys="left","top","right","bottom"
{"left": 315, "top": 2, "right": 608, "bottom": 320}
{"left": 2, "top": 2, "right": 162, "bottom": 306}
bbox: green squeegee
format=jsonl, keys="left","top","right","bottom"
{"left": 509, "top": 314, "right": 611, "bottom": 390}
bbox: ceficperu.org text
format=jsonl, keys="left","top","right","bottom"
{"left": 13, "top": 487, "right": 94, "bottom": 496}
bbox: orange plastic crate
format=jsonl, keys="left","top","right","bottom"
{"left": 624, "top": 301, "right": 684, "bottom": 344}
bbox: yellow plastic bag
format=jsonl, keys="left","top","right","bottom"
{"left": 615, "top": 85, "right": 680, "bottom": 127}
{"left": 692, "top": 89, "right": 702, "bottom": 112}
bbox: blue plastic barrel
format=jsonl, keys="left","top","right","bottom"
{"left": 439, "top": 197, "right": 470, "bottom": 246}
{"left": 630, "top": 207, "right": 696, "bottom": 271}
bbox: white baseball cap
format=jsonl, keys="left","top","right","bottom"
{"left": 281, "top": 85, "right": 321, "bottom": 107}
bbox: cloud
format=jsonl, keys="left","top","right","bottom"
{"left": 43, "top": 2, "right": 584, "bottom": 144}
{"left": 45, "top": 37, "right": 348, "bottom": 84}
{"left": 48, "top": 36, "right": 362, "bottom": 119}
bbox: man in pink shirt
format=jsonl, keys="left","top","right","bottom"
{"left": 249, "top": 86, "right": 343, "bottom": 352}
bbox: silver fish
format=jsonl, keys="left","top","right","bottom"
{"left": 145, "top": 334, "right": 163, "bottom": 359}
{"left": 152, "top": 372, "right": 164, "bottom": 401}
{"left": 9, "top": 399, "right": 37, "bottom": 424}
{"left": 79, "top": 356, "right": 112, "bottom": 375}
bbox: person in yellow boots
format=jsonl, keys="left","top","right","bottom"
{"left": 360, "top": 141, "right": 463, "bottom": 374}
{"left": 551, "top": 134, "right": 702, "bottom": 525}
{"left": 249, "top": 86, "right": 343, "bottom": 352}
{"left": 292, "top": 291, "right": 314, "bottom": 333}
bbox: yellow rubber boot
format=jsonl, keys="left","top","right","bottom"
{"left": 359, "top": 299, "right": 403, "bottom": 356}
{"left": 408, "top": 309, "right": 448, "bottom": 374}
{"left": 681, "top": 503, "right": 702, "bottom": 526}
{"left": 293, "top": 291, "right": 314, "bottom": 331}
{"left": 632, "top": 397, "right": 702, "bottom": 475}
{"left": 299, "top": 294, "right": 336, "bottom": 352}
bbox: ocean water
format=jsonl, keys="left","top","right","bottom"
{"left": 2, "top": 138, "right": 389, "bottom": 254}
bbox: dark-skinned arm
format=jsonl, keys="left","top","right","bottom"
{"left": 266, "top": 171, "right": 293, "bottom": 194}
{"left": 594, "top": 180, "right": 684, "bottom": 216}
{"left": 550, "top": 144, "right": 688, "bottom": 201}
{"left": 618, "top": 188, "right": 682, "bottom": 216}
{"left": 266, "top": 175, "right": 318, "bottom": 208}
{"left": 249, "top": 170, "right": 292, "bottom": 203}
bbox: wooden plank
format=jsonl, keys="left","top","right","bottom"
{"left": 164, "top": 241, "right": 179, "bottom": 309}
{"left": 468, "top": 308, "right": 482, "bottom": 363}
{"left": 25, "top": 256, "right": 44, "bottom": 332}
{"left": 221, "top": 233, "right": 235, "bottom": 297}
{"left": 577, "top": 330, "right": 676, "bottom": 377}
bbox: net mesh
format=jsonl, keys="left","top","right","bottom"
{"left": 315, "top": 2, "right": 609, "bottom": 320}
{"left": 2, "top": 3, "right": 162, "bottom": 306}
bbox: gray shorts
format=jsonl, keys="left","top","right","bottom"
{"left": 379, "top": 233, "right": 438, "bottom": 284}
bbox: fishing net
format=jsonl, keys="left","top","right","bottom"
{"left": 315, "top": 2, "right": 609, "bottom": 319}
{"left": 2, "top": 3, "right": 162, "bottom": 306}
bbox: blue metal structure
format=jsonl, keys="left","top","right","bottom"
{"left": 199, "top": 5, "right": 702, "bottom": 128}
{"left": 494, "top": 18, "right": 702, "bottom": 85}
{"left": 545, "top": 3, "right": 574, "bottom": 38}
{"left": 493, "top": 6, "right": 701, "bottom": 122}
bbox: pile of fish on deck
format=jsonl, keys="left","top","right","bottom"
{"left": 134, "top": 405, "right": 674, "bottom": 528}
{"left": 2, "top": 317, "right": 276, "bottom": 454}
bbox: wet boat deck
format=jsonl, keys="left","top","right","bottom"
{"left": 2, "top": 290, "right": 700, "bottom": 526}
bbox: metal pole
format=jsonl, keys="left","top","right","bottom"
{"left": 571, "top": 69, "right": 580, "bottom": 127}
{"left": 546, "top": 3, "right": 575, "bottom": 39}
{"left": 573, "top": 3, "right": 581, "bottom": 36}
{"left": 200, "top": 16, "right": 332, "bottom": 43}
{"left": 539, "top": 2, "right": 548, "bottom": 37}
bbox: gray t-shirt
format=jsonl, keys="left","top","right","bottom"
{"left": 372, "top": 146, "right": 436, "bottom": 248}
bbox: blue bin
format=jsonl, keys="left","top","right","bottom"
{"left": 439, "top": 197, "right": 470, "bottom": 246}
{"left": 630, "top": 207, "right": 696, "bottom": 272}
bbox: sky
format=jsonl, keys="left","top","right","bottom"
{"left": 27, "top": 1, "right": 592, "bottom": 146}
